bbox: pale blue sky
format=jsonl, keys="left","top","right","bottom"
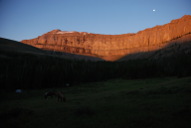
{"left": 0, "top": 0, "right": 191, "bottom": 41}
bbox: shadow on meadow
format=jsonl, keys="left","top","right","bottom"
{"left": 1, "top": 77, "right": 191, "bottom": 128}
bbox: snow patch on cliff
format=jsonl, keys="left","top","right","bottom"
{"left": 56, "top": 31, "right": 76, "bottom": 34}
{"left": 56, "top": 31, "right": 89, "bottom": 35}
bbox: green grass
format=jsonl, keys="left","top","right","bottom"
{"left": 1, "top": 77, "right": 191, "bottom": 128}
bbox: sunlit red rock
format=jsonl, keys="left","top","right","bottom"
{"left": 21, "top": 15, "right": 191, "bottom": 61}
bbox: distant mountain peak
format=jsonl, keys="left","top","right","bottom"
{"left": 170, "top": 15, "right": 191, "bottom": 24}
{"left": 45, "top": 29, "right": 89, "bottom": 35}
{"left": 47, "top": 29, "right": 61, "bottom": 33}
{"left": 182, "top": 15, "right": 191, "bottom": 19}
{"left": 22, "top": 15, "right": 191, "bottom": 61}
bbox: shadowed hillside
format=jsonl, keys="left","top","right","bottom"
{"left": 0, "top": 38, "right": 45, "bottom": 54}
{"left": 1, "top": 37, "right": 191, "bottom": 89}
{"left": 0, "top": 38, "right": 103, "bottom": 61}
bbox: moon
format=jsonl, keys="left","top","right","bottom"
{"left": 153, "top": 9, "right": 156, "bottom": 12}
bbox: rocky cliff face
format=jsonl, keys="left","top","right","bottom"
{"left": 21, "top": 15, "right": 191, "bottom": 61}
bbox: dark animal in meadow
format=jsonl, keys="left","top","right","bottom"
{"left": 44, "top": 91, "right": 66, "bottom": 102}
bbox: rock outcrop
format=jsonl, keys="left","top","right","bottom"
{"left": 21, "top": 15, "right": 191, "bottom": 61}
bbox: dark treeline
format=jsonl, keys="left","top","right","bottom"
{"left": 1, "top": 51, "right": 191, "bottom": 89}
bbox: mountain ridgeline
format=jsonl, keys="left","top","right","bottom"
{"left": 21, "top": 15, "right": 191, "bottom": 61}
{"left": 1, "top": 15, "right": 191, "bottom": 89}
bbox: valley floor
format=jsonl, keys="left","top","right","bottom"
{"left": 1, "top": 77, "right": 191, "bottom": 128}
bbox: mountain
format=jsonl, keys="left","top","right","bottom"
{"left": 118, "top": 33, "right": 191, "bottom": 61}
{"left": 21, "top": 15, "right": 191, "bottom": 61}
{"left": 0, "top": 38, "right": 103, "bottom": 61}
{"left": 0, "top": 37, "right": 45, "bottom": 54}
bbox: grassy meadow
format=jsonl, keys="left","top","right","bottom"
{"left": 1, "top": 77, "right": 191, "bottom": 128}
